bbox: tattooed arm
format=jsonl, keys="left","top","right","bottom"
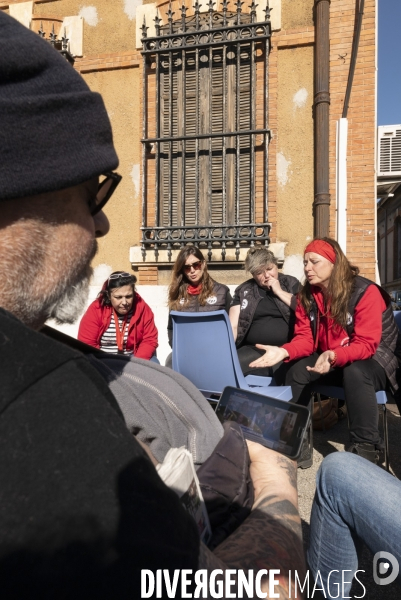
{"left": 198, "top": 441, "right": 306, "bottom": 599}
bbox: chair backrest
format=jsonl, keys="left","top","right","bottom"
{"left": 171, "top": 310, "right": 248, "bottom": 392}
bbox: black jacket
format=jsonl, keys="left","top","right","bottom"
{"left": 232, "top": 274, "right": 300, "bottom": 347}
{"left": 0, "top": 308, "right": 199, "bottom": 598}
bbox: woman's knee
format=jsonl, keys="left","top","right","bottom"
{"left": 342, "top": 361, "right": 373, "bottom": 388}
{"left": 316, "top": 453, "right": 361, "bottom": 505}
{"left": 285, "top": 357, "right": 315, "bottom": 386}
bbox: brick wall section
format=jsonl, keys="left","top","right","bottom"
{"left": 328, "top": 0, "right": 376, "bottom": 280}
{"left": 275, "top": 26, "right": 314, "bottom": 49}
{"left": 137, "top": 266, "right": 158, "bottom": 285}
{"left": 74, "top": 51, "right": 141, "bottom": 74}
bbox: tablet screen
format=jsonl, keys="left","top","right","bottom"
{"left": 216, "top": 387, "right": 309, "bottom": 457}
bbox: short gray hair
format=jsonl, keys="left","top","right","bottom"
{"left": 244, "top": 247, "right": 278, "bottom": 274}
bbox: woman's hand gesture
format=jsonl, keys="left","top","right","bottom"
{"left": 306, "top": 350, "right": 334, "bottom": 375}
{"left": 249, "top": 345, "right": 289, "bottom": 368}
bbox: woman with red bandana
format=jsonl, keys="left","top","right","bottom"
{"left": 166, "top": 247, "right": 232, "bottom": 360}
{"left": 249, "top": 237, "right": 399, "bottom": 464}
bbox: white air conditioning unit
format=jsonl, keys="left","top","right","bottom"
{"left": 378, "top": 125, "right": 401, "bottom": 177}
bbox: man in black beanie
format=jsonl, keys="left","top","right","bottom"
{"left": 0, "top": 11, "right": 305, "bottom": 600}
{"left": 0, "top": 10, "right": 201, "bottom": 597}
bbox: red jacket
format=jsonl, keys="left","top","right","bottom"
{"left": 78, "top": 292, "right": 158, "bottom": 360}
{"left": 282, "top": 284, "right": 386, "bottom": 367}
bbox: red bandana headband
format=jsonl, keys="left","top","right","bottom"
{"left": 304, "top": 240, "right": 336, "bottom": 264}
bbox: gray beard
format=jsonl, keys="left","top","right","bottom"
{"left": 46, "top": 267, "right": 92, "bottom": 325}
{"left": 15, "top": 262, "right": 94, "bottom": 330}
{"left": 1, "top": 232, "right": 97, "bottom": 330}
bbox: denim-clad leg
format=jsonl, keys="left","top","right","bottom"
{"left": 307, "top": 453, "right": 401, "bottom": 599}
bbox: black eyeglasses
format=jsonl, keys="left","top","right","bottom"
{"left": 89, "top": 171, "right": 122, "bottom": 215}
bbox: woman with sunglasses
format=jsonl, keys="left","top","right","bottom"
{"left": 78, "top": 271, "right": 158, "bottom": 359}
{"left": 166, "top": 247, "right": 232, "bottom": 358}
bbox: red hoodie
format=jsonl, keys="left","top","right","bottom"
{"left": 281, "top": 284, "right": 386, "bottom": 367}
{"left": 78, "top": 291, "right": 158, "bottom": 360}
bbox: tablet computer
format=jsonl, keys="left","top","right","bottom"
{"left": 215, "top": 386, "right": 310, "bottom": 459}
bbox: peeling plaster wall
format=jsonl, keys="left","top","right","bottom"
{"left": 276, "top": 45, "right": 314, "bottom": 256}
{"left": 33, "top": 0, "right": 138, "bottom": 54}
{"left": 78, "top": 6, "right": 99, "bottom": 27}
{"left": 123, "top": 0, "right": 142, "bottom": 20}
{"left": 83, "top": 68, "right": 141, "bottom": 274}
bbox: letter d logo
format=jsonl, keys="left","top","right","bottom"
{"left": 373, "top": 552, "right": 399, "bottom": 585}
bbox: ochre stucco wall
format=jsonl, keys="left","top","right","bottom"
{"left": 275, "top": 45, "right": 314, "bottom": 255}
{"left": 281, "top": 0, "right": 313, "bottom": 31}
{"left": 33, "top": 0, "right": 138, "bottom": 54}
{"left": 82, "top": 68, "right": 142, "bottom": 273}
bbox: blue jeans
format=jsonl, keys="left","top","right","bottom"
{"left": 307, "top": 453, "right": 401, "bottom": 599}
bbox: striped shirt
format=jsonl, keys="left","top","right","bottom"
{"left": 100, "top": 309, "right": 133, "bottom": 355}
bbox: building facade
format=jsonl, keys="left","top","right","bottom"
{"left": 377, "top": 124, "right": 401, "bottom": 293}
{"left": 1, "top": 0, "right": 378, "bottom": 287}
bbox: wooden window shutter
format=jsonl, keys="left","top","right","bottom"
{"left": 159, "top": 41, "right": 253, "bottom": 227}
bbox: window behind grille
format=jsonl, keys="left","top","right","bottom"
{"left": 140, "top": 5, "right": 271, "bottom": 261}
{"left": 159, "top": 42, "right": 253, "bottom": 227}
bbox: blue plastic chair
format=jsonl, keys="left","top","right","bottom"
{"left": 310, "top": 383, "right": 389, "bottom": 471}
{"left": 171, "top": 310, "right": 292, "bottom": 401}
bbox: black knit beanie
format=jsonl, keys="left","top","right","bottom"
{"left": 0, "top": 11, "right": 119, "bottom": 200}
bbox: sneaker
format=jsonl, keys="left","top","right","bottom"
{"left": 298, "top": 437, "right": 313, "bottom": 469}
{"left": 347, "top": 442, "right": 379, "bottom": 464}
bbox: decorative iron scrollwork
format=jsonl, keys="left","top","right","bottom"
{"left": 140, "top": 223, "right": 271, "bottom": 262}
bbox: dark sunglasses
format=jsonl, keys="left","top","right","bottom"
{"left": 89, "top": 171, "right": 122, "bottom": 215}
{"left": 183, "top": 260, "right": 203, "bottom": 273}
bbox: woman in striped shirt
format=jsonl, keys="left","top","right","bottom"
{"left": 78, "top": 272, "right": 158, "bottom": 359}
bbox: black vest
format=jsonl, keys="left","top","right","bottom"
{"left": 234, "top": 274, "right": 300, "bottom": 347}
{"left": 309, "top": 276, "right": 399, "bottom": 392}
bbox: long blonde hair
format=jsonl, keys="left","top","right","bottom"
{"left": 299, "top": 237, "right": 359, "bottom": 329}
{"left": 168, "top": 246, "right": 215, "bottom": 310}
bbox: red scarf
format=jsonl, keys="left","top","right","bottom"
{"left": 187, "top": 283, "right": 202, "bottom": 295}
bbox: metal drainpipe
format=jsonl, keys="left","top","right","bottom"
{"left": 313, "top": 0, "right": 331, "bottom": 238}
{"left": 342, "top": 0, "right": 365, "bottom": 119}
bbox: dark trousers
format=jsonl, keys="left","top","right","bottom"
{"left": 237, "top": 345, "right": 283, "bottom": 378}
{"left": 275, "top": 353, "right": 387, "bottom": 446}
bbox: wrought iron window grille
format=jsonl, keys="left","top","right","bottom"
{"left": 140, "top": 0, "right": 272, "bottom": 262}
{"left": 37, "top": 23, "right": 74, "bottom": 65}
